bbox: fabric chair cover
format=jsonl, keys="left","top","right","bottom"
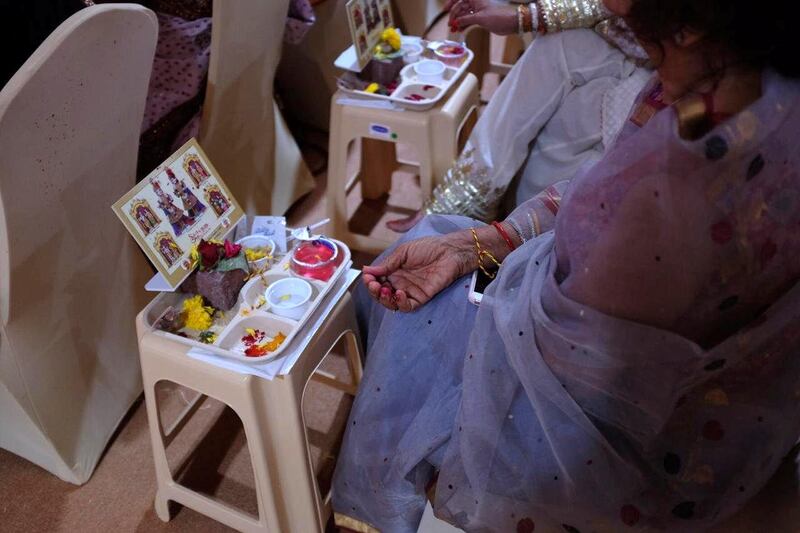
{"left": 200, "top": 0, "right": 314, "bottom": 219}
{"left": 0, "top": 4, "right": 157, "bottom": 484}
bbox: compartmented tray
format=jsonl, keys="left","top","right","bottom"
{"left": 335, "top": 36, "right": 474, "bottom": 111}
{"left": 141, "top": 239, "right": 352, "bottom": 364}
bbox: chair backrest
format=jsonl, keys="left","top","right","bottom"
{"left": 201, "top": 0, "right": 306, "bottom": 218}
{"left": 0, "top": 4, "right": 158, "bottom": 484}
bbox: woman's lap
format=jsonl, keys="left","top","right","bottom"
{"left": 333, "top": 215, "right": 480, "bottom": 531}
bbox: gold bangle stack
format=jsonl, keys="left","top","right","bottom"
{"left": 471, "top": 228, "right": 501, "bottom": 279}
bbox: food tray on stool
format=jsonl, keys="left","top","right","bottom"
{"left": 335, "top": 36, "right": 474, "bottom": 111}
{"left": 141, "top": 239, "right": 353, "bottom": 364}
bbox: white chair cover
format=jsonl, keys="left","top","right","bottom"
{"left": 0, "top": 4, "right": 157, "bottom": 484}
{"left": 200, "top": 0, "right": 314, "bottom": 218}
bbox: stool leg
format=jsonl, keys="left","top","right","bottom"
{"left": 154, "top": 489, "right": 171, "bottom": 522}
{"left": 141, "top": 367, "right": 174, "bottom": 522}
{"left": 327, "top": 101, "right": 351, "bottom": 241}
{"left": 253, "top": 379, "right": 325, "bottom": 533}
{"left": 360, "top": 138, "right": 396, "bottom": 200}
{"left": 344, "top": 330, "right": 364, "bottom": 388}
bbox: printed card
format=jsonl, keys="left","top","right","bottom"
{"left": 112, "top": 138, "right": 245, "bottom": 289}
{"left": 346, "top": 0, "right": 395, "bottom": 69}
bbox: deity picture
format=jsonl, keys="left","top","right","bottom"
{"left": 151, "top": 178, "right": 195, "bottom": 237}
{"left": 351, "top": 4, "right": 363, "bottom": 28}
{"left": 347, "top": 0, "right": 391, "bottom": 68}
{"left": 183, "top": 153, "right": 211, "bottom": 187}
{"left": 369, "top": 0, "right": 380, "bottom": 30}
{"left": 358, "top": 33, "right": 368, "bottom": 55}
{"left": 205, "top": 185, "right": 231, "bottom": 216}
{"left": 129, "top": 199, "right": 161, "bottom": 236}
{"left": 113, "top": 138, "right": 246, "bottom": 289}
{"left": 380, "top": 0, "right": 393, "bottom": 27}
{"left": 153, "top": 232, "right": 183, "bottom": 267}
{"left": 166, "top": 167, "right": 206, "bottom": 218}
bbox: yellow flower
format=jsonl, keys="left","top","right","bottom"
{"left": 365, "top": 83, "right": 380, "bottom": 94}
{"left": 381, "top": 27, "right": 401, "bottom": 51}
{"left": 182, "top": 295, "right": 214, "bottom": 331}
{"left": 245, "top": 246, "right": 269, "bottom": 262}
{"left": 189, "top": 244, "right": 200, "bottom": 269}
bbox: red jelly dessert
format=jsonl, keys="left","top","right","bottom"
{"left": 290, "top": 238, "right": 341, "bottom": 282}
{"left": 439, "top": 44, "right": 465, "bottom": 55}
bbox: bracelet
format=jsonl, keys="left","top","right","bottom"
{"left": 508, "top": 219, "right": 527, "bottom": 244}
{"left": 491, "top": 221, "right": 516, "bottom": 251}
{"left": 526, "top": 211, "right": 542, "bottom": 237}
{"left": 517, "top": 3, "right": 534, "bottom": 33}
{"left": 471, "top": 228, "right": 501, "bottom": 279}
{"left": 529, "top": 3, "right": 539, "bottom": 32}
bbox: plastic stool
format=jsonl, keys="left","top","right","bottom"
{"left": 137, "top": 291, "right": 364, "bottom": 533}
{"left": 327, "top": 73, "right": 480, "bottom": 254}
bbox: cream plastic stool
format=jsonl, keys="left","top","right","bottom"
{"left": 327, "top": 73, "right": 480, "bottom": 254}
{"left": 137, "top": 290, "right": 364, "bottom": 533}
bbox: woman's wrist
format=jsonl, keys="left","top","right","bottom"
{"left": 451, "top": 226, "right": 514, "bottom": 275}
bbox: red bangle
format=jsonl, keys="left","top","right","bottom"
{"left": 491, "top": 221, "right": 516, "bottom": 251}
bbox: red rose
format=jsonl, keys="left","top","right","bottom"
{"left": 224, "top": 240, "right": 242, "bottom": 259}
{"left": 198, "top": 240, "right": 223, "bottom": 269}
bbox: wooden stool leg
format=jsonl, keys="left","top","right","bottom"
{"left": 360, "top": 138, "right": 396, "bottom": 200}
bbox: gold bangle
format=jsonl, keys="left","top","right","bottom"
{"left": 517, "top": 4, "right": 533, "bottom": 33}
{"left": 522, "top": 4, "right": 534, "bottom": 33}
{"left": 471, "top": 228, "right": 501, "bottom": 279}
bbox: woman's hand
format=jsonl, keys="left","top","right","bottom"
{"left": 363, "top": 233, "right": 477, "bottom": 312}
{"left": 362, "top": 225, "right": 518, "bottom": 312}
{"left": 445, "top": 0, "right": 519, "bottom": 35}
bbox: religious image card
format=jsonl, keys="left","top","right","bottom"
{"left": 112, "top": 138, "right": 245, "bottom": 289}
{"left": 346, "top": 0, "right": 395, "bottom": 69}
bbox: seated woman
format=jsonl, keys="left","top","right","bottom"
{"left": 387, "top": 0, "right": 652, "bottom": 232}
{"left": 333, "top": 0, "right": 800, "bottom": 530}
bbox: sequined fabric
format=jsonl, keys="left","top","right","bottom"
{"left": 538, "top": 0, "right": 608, "bottom": 33}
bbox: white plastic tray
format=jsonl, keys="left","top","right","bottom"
{"left": 335, "top": 36, "right": 473, "bottom": 111}
{"left": 142, "top": 239, "right": 352, "bottom": 364}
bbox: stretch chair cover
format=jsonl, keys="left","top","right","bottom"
{"left": 0, "top": 4, "right": 157, "bottom": 484}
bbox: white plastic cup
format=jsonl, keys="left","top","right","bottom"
{"left": 265, "top": 278, "right": 312, "bottom": 320}
{"left": 402, "top": 42, "right": 424, "bottom": 64}
{"left": 434, "top": 41, "right": 467, "bottom": 66}
{"left": 236, "top": 235, "right": 276, "bottom": 271}
{"left": 414, "top": 60, "right": 446, "bottom": 84}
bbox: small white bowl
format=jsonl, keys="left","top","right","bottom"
{"left": 236, "top": 235, "right": 276, "bottom": 272}
{"left": 265, "top": 278, "right": 312, "bottom": 320}
{"left": 402, "top": 42, "right": 424, "bottom": 64}
{"left": 414, "top": 60, "right": 445, "bottom": 85}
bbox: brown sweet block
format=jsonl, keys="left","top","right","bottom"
{"left": 189, "top": 269, "right": 247, "bottom": 311}
{"left": 366, "top": 56, "right": 404, "bottom": 86}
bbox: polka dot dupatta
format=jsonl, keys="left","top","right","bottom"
{"left": 332, "top": 70, "right": 800, "bottom": 532}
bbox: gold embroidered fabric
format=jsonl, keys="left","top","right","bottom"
{"left": 423, "top": 147, "right": 504, "bottom": 222}
{"left": 334, "top": 512, "right": 381, "bottom": 533}
{"left": 538, "top": 0, "right": 608, "bottom": 33}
